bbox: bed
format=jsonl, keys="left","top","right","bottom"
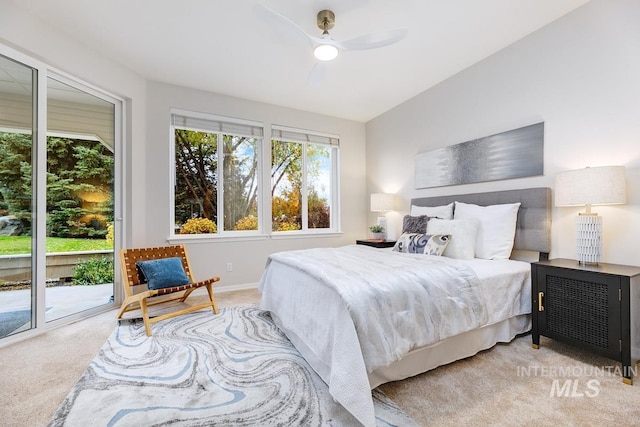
{"left": 259, "top": 187, "right": 551, "bottom": 426}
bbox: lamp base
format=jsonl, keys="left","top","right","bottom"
{"left": 576, "top": 213, "right": 602, "bottom": 265}
{"left": 377, "top": 216, "right": 388, "bottom": 240}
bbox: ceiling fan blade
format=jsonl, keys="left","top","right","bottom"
{"left": 308, "top": 62, "right": 328, "bottom": 86}
{"left": 338, "top": 28, "right": 408, "bottom": 51}
{"left": 253, "top": 4, "right": 314, "bottom": 46}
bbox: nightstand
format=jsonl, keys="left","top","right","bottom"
{"left": 531, "top": 258, "right": 640, "bottom": 384}
{"left": 356, "top": 239, "right": 396, "bottom": 248}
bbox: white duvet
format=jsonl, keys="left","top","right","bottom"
{"left": 259, "top": 245, "right": 531, "bottom": 426}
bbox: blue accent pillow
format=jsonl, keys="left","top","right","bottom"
{"left": 136, "top": 257, "right": 191, "bottom": 290}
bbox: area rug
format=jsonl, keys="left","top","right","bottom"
{"left": 49, "top": 305, "right": 415, "bottom": 426}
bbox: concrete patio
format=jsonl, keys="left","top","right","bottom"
{"left": 0, "top": 283, "right": 113, "bottom": 337}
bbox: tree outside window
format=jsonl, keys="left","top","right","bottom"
{"left": 271, "top": 126, "right": 338, "bottom": 233}
{"left": 0, "top": 132, "right": 113, "bottom": 238}
{"left": 171, "top": 113, "right": 338, "bottom": 237}
{"left": 172, "top": 112, "right": 261, "bottom": 235}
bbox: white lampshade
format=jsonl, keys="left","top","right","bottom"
{"left": 313, "top": 44, "right": 338, "bottom": 61}
{"left": 555, "top": 166, "right": 626, "bottom": 209}
{"left": 370, "top": 193, "right": 395, "bottom": 212}
{"left": 555, "top": 165, "right": 626, "bottom": 264}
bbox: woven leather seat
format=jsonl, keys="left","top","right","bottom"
{"left": 116, "top": 245, "right": 219, "bottom": 336}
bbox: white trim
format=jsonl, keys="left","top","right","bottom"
{"left": 171, "top": 108, "right": 263, "bottom": 129}
{"left": 113, "top": 84, "right": 125, "bottom": 306}
{"left": 272, "top": 124, "right": 339, "bottom": 140}
{"left": 301, "top": 140, "right": 309, "bottom": 230}
{"left": 332, "top": 145, "right": 341, "bottom": 231}
{"left": 168, "top": 234, "right": 269, "bottom": 244}
{"left": 216, "top": 282, "right": 259, "bottom": 293}
{"left": 269, "top": 231, "right": 343, "bottom": 240}
{"left": 35, "top": 59, "right": 47, "bottom": 331}
{"left": 167, "top": 230, "right": 343, "bottom": 244}
{"left": 168, "top": 119, "right": 177, "bottom": 238}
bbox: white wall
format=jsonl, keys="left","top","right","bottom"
{"left": 146, "top": 82, "right": 366, "bottom": 288}
{"left": 1, "top": 4, "right": 367, "bottom": 290}
{"left": 365, "top": 0, "right": 640, "bottom": 266}
{"left": 0, "top": 1, "right": 148, "bottom": 250}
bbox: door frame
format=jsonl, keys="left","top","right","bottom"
{"left": 0, "top": 42, "right": 125, "bottom": 347}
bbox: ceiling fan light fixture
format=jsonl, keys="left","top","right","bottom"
{"left": 314, "top": 43, "right": 339, "bottom": 61}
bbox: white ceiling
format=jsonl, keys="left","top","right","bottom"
{"left": 8, "top": 0, "right": 589, "bottom": 122}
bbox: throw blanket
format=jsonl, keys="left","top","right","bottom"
{"left": 268, "top": 245, "right": 488, "bottom": 372}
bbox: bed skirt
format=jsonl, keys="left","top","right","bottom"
{"left": 271, "top": 311, "right": 530, "bottom": 390}
{"left": 368, "top": 314, "right": 531, "bottom": 388}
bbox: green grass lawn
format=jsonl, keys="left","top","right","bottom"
{"left": 0, "top": 236, "right": 112, "bottom": 255}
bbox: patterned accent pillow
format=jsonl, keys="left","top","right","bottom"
{"left": 393, "top": 233, "right": 451, "bottom": 256}
{"left": 402, "top": 215, "right": 431, "bottom": 234}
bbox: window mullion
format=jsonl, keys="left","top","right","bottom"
{"left": 331, "top": 146, "right": 340, "bottom": 231}
{"left": 217, "top": 131, "right": 223, "bottom": 233}
{"left": 254, "top": 136, "right": 263, "bottom": 234}
{"left": 301, "top": 142, "right": 308, "bottom": 231}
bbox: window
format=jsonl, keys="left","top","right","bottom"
{"left": 271, "top": 125, "right": 339, "bottom": 233}
{"left": 171, "top": 110, "right": 262, "bottom": 236}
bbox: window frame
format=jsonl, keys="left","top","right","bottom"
{"left": 169, "top": 108, "right": 264, "bottom": 240}
{"left": 270, "top": 124, "right": 341, "bottom": 236}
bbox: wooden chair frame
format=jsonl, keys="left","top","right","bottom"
{"left": 116, "top": 244, "right": 219, "bottom": 336}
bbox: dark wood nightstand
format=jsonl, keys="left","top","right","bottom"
{"left": 356, "top": 239, "right": 396, "bottom": 248}
{"left": 531, "top": 258, "right": 640, "bottom": 384}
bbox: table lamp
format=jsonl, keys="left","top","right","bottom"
{"left": 555, "top": 165, "right": 626, "bottom": 264}
{"left": 370, "top": 193, "right": 396, "bottom": 240}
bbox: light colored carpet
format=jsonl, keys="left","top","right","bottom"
{"left": 379, "top": 334, "right": 640, "bottom": 426}
{"left": 2, "top": 288, "right": 640, "bottom": 426}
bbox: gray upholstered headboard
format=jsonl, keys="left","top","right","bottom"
{"left": 411, "top": 187, "right": 551, "bottom": 258}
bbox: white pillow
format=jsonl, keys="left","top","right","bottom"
{"left": 453, "top": 201, "right": 521, "bottom": 260}
{"left": 426, "top": 218, "right": 479, "bottom": 259}
{"left": 411, "top": 202, "right": 454, "bottom": 220}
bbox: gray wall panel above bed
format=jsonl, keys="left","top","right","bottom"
{"left": 411, "top": 187, "right": 551, "bottom": 255}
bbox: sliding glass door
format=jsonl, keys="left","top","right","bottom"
{"left": 44, "top": 77, "right": 116, "bottom": 322}
{"left": 0, "top": 55, "right": 36, "bottom": 338}
{"left": 0, "top": 48, "right": 122, "bottom": 341}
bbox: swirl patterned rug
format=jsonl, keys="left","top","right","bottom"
{"left": 49, "top": 305, "right": 415, "bottom": 426}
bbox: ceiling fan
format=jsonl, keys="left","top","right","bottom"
{"left": 255, "top": 5, "right": 408, "bottom": 83}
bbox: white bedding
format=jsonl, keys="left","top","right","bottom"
{"left": 258, "top": 245, "right": 531, "bottom": 426}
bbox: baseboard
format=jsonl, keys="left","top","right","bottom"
{"left": 216, "top": 282, "right": 259, "bottom": 294}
